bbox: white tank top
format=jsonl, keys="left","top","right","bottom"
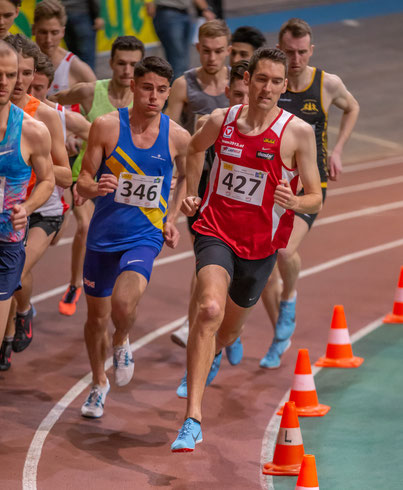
{"left": 47, "top": 52, "right": 75, "bottom": 96}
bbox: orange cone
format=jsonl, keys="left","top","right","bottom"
{"left": 262, "top": 401, "right": 304, "bottom": 475}
{"left": 384, "top": 266, "right": 403, "bottom": 323}
{"left": 315, "top": 305, "right": 364, "bottom": 368}
{"left": 295, "top": 454, "right": 319, "bottom": 489}
{"left": 278, "top": 349, "right": 330, "bottom": 417}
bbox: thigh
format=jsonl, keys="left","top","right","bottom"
{"left": 119, "top": 245, "right": 160, "bottom": 283}
{"left": 23, "top": 225, "right": 55, "bottom": 274}
{"left": 85, "top": 293, "right": 112, "bottom": 325}
{"left": 83, "top": 249, "right": 122, "bottom": 298}
{"left": 229, "top": 252, "right": 278, "bottom": 308}
{"left": 0, "top": 242, "right": 25, "bottom": 300}
{"left": 194, "top": 233, "right": 235, "bottom": 280}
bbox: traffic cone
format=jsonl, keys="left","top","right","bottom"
{"left": 315, "top": 305, "right": 364, "bottom": 368}
{"left": 295, "top": 454, "right": 319, "bottom": 489}
{"left": 262, "top": 401, "right": 304, "bottom": 475}
{"left": 383, "top": 266, "right": 403, "bottom": 323}
{"left": 278, "top": 349, "right": 330, "bottom": 417}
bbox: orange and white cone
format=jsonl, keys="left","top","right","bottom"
{"left": 384, "top": 266, "right": 403, "bottom": 323}
{"left": 315, "top": 305, "right": 364, "bottom": 368}
{"left": 262, "top": 401, "right": 304, "bottom": 475}
{"left": 295, "top": 454, "right": 319, "bottom": 489}
{"left": 278, "top": 349, "right": 330, "bottom": 417}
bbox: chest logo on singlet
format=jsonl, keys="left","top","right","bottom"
{"left": 223, "top": 126, "right": 234, "bottom": 139}
{"left": 301, "top": 100, "right": 319, "bottom": 114}
{"left": 256, "top": 151, "right": 275, "bottom": 160}
{"left": 221, "top": 145, "right": 242, "bottom": 158}
{"left": 263, "top": 138, "right": 276, "bottom": 145}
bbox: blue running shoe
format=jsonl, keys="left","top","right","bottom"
{"left": 171, "top": 418, "right": 202, "bottom": 452}
{"left": 225, "top": 337, "right": 243, "bottom": 365}
{"left": 259, "top": 339, "right": 291, "bottom": 369}
{"left": 275, "top": 294, "right": 297, "bottom": 341}
{"left": 176, "top": 351, "right": 222, "bottom": 399}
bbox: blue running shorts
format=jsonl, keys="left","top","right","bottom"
{"left": 83, "top": 245, "right": 160, "bottom": 297}
{"left": 0, "top": 241, "right": 25, "bottom": 300}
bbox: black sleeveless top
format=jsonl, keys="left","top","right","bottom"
{"left": 278, "top": 68, "right": 328, "bottom": 183}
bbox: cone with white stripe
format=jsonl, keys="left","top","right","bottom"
{"left": 278, "top": 349, "right": 330, "bottom": 417}
{"left": 383, "top": 266, "right": 403, "bottom": 323}
{"left": 295, "top": 454, "right": 319, "bottom": 490}
{"left": 262, "top": 401, "right": 304, "bottom": 475}
{"left": 315, "top": 305, "right": 364, "bottom": 368}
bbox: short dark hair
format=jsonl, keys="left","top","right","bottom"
{"left": 229, "top": 60, "right": 249, "bottom": 86}
{"left": 33, "top": 0, "right": 67, "bottom": 26}
{"left": 279, "top": 18, "right": 313, "bottom": 43}
{"left": 133, "top": 56, "right": 173, "bottom": 84}
{"left": 5, "top": 34, "right": 41, "bottom": 69}
{"left": 248, "top": 47, "right": 288, "bottom": 78}
{"left": 7, "top": 0, "right": 21, "bottom": 7}
{"left": 231, "top": 26, "right": 266, "bottom": 50}
{"left": 36, "top": 52, "right": 55, "bottom": 85}
{"left": 111, "top": 35, "right": 145, "bottom": 60}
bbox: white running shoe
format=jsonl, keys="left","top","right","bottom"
{"left": 170, "top": 319, "right": 189, "bottom": 348}
{"left": 113, "top": 338, "right": 135, "bottom": 387}
{"left": 81, "top": 378, "right": 110, "bottom": 418}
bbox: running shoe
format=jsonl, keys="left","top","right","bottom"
{"left": 12, "top": 306, "right": 34, "bottom": 353}
{"left": 0, "top": 338, "right": 13, "bottom": 371}
{"left": 59, "top": 285, "right": 82, "bottom": 316}
{"left": 171, "top": 417, "right": 202, "bottom": 452}
{"left": 176, "top": 351, "right": 222, "bottom": 399}
{"left": 113, "top": 338, "right": 134, "bottom": 387}
{"left": 275, "top": 294, "right": 297, "bottom": 341}
{"left": 225, "top": 336, "right": 243, "bottom": 365}
{"left": 81, "top": 378, "right": 110, "bottom": 418}
{"left": 170, "top": 319, "right": 189, "bottom": 348}
{"left": 259, "top": 339, "right": 291, "bottom": 369}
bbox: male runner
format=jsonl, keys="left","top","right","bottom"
{"left": 0, "top": 40, "right": 54, "bottom": 367}
{"left": 77, "top": 56, "right": 190, "bottom": 418}
{"left": 50, "top": 35, "right": 144, "bottom": 316}
{"left": 259, "top": 18, "right": 360, "bottom": 369}
{"left": 229, "top": 25, "right": 266, "bottom": 67}
{"left": 0, "top": 34, "right": 71, "bottom": 369}
{"left": 0, "top": 0, "right": 19, "bottom": 40}
{"left": 166, "top": 19, "right": 230, "bottom": 347}
{"left": 171, "top": 47, "right": 322, "bottom": 452}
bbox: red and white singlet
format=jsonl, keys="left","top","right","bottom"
{"left": 193, "top": 104, "right": 299, "bottom": 260}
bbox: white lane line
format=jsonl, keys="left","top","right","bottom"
{"left": 343, "top": 155, "right": 403, "bottom": 173}
{"left": 328, "top": 126, "right": 403, "bottom": 150}
{"left": 31, "top": 250, "right": 194, "bottom": 305}
{"left": 22, "top": 315, "right": 187, "bottom": 490}
{"left": 260, "top": 316, "right": 384, "bottom": 490}
{"left": 327, "top": 176, "right": 403, "bottom": 196}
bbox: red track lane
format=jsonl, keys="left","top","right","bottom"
{"left": 1, "top": 154, "right": 403, "bottom": 490}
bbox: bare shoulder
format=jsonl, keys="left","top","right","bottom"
{"left": 90, "top": 111, "right": 120, "bottom": 136}
{"left": 170, "top": 75, "right": 187, "bottom": 98}
{"left": 22, "top": 112, "right": 50, "bottom": 145}
{"left": 322, "top": 71, "right": 345, "bottom": 96}
{"left": 169, "top": 118, "right": 191, "bottom": 144}
{"left": 287, "top": 113, "right": 314, "bottom": 137}
{"left": 36, "top": 101, "right": 61, "bottom": 127}
{"left": 70, "top": 56, "right": 96, "bottom": 83}
{"left": 208, "top": 107, "right": 229, "bottom": 127}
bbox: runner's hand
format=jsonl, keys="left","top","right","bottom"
{"left": 163, "top": 222, "right": 180, "bottom": 249}
{"left": 328, "top": 152, "right": 342, "bottom": 181}
{"left": 73, "top": 182, "right": 87, "bottom": 206}
{"left": 97, "top": 174, "right": 118, "bottom": 196}
{"left": 11, "top": 204, "right": 27, "bottom": 231}
{"left": 274, "top": 179, "right": 297, "bottom": 210}
{"left": 181, "top": 196, "right": 201, "bottom": 217}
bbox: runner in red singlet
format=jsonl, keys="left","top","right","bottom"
{"left": 171, "top": 47, "right": 322, "bottom": 452}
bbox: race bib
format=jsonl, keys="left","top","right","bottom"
{"left": 216, "top": 162, "right": 267, "bottom": 206}
{"left": 114, "top": 173, "right": 164, "bottom": 209}
{"left": 0, "top": 176, "right": 5, "bottom": 213}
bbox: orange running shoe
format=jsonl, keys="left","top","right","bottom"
{"left": 59, "top": 285, "right": 82, "bottom": 316}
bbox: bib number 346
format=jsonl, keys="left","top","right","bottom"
{"left": 115, "top": 173, "right": 164, "bottom": 208}
{"left": 217, "top": 162, "right": 267, "bottom": 206}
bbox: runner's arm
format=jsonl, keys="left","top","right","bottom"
{"left": 13, "top": 123, "right": 55, "bottom": 229}
{"left": 164, "top": 76, "right": 187, "bottom": 123}
{"left": 70, "top": 57, "right": 97, "bottom": 83}
{"left": 65, "top": 110, "right": 91, "bottom": 141}
{"left": 77, "top": 116, "right": 118, "bottom": 199}
{"left": 48, "top": 82, "right": 94, "bottom": 108}
{"left": 326, "top": 73, "right": 360, "bottom": 181}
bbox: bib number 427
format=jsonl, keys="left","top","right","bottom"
{"left": 115, "top": 173, "right": 164, "bottom": 208}
{"left": 217, "top": 162, "right": 267, "bottom": 206}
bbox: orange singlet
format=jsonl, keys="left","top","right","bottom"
{"left": 23, "top": 95, "right": 41, "bottom": 196}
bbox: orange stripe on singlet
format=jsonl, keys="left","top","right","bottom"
{"left": 24, "top": 95, "right": 41, "bottom": 196}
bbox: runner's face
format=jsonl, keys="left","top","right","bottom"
{"left": 29, "top": 72, "right": 50, "bottom": 101}
{"left": 110, "top": 49, "right": 143, "bottom": 87}
{"left": 131, "top": 72, "right": 170, "bottom": 116}
{"left": 278, "top": 32, "right": 313, "bottom": 77}
{"left": 12, "top": 54, "right": 35, "bottom": 102}
{"left": 247, "top": 59, "right": 287, "bottom": 110}
{"left": 229, "top": 42, "right": 254, "bottom": 67}
{"left": 0, "top": 0, "right": 18, "bottom": 39}
{"left": 33, "top": 17, "right": 65, "bottom": 56}
{"left": 0, "top": 51, "right": 17, "bottom": 105}
{"left": 197, "top": 36, "right": 229, "bottom": 74}
{"left": 227, "top": 78, "right": 249, "bottom": 106}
